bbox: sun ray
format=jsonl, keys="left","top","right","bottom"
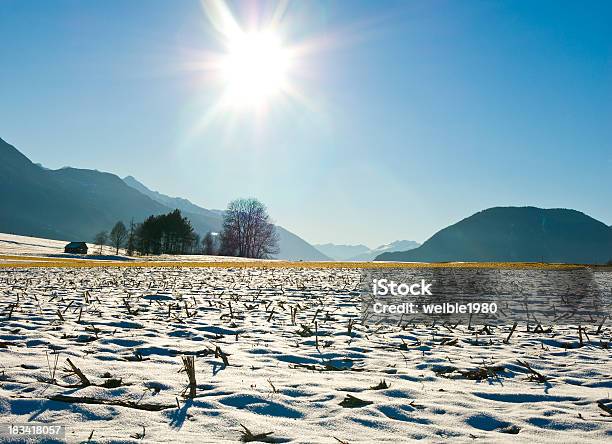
{"left": 180, "top": 0, "right": 382, "bottom": 139}
{"left": 200, "top": 0, "right": 242, "bottom": 40}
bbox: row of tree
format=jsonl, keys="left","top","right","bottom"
{"left": 93, "top": 198, "right": 279, "bottom": 259}
{"left": 134, "top": 209, "right": 197, "bottom": 255}
{"left": 94, "top": 223, "right": 128, "bottom": 255}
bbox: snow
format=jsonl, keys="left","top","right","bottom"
{"left": 0, "top": 233, "right": 91, "bottom": 256}
{"left": 0, "top": 233, "right": 260, "bottom": 264}
{"left": 0, "top": 265, "right": 610, "bottom": 443}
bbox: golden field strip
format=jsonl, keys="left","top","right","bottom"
{"left": 0, "top": 254, "right": 608, "bottom": 270}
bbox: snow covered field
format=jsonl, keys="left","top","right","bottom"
{"left": 0, "top": 266, "right": 611, "bottom": 443}
{"left": 0, "top": 233, "right": 257, "bottom": 264}
{"left": 0, "top": 233, "right": 96, "bottom": 258}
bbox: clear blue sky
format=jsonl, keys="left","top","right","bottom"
{"left": 1, "top": 0, "right": 610, "bottom": 247}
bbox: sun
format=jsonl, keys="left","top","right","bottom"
{"left": 192, "top": 0, "right": 309, "bottom": 121}
{"left": 220, "top": 30, "right": 291, "bottom": 108}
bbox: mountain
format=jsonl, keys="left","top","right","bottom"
{"left": 0, "top": 137, "right": 329, "bottom": 260}
{"left": 275, "top": 227, "right": 331, "bottom": 261}
{"left": 313, "top": 243, "right": 371, "bottom": 260}
{"left": 122, "top": 175, "right": 330, "bottom": 261}
{"left": 348, "top": 240, "right": 420, "bottom": 261}
{"left": 376, "top": 207, "right": 612, "bottom": 264}
{"left": 122, "top": 175, "right": 222, "bottom": 232}
{"left": 123, "top": 176, "right": 220, "bottom": 220}
{"left": 0, "top": 137, "right": 171, "bottom": 241}
{"left": 315, "top": 240, "right": 420, "bottom": 261}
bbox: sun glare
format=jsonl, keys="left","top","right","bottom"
{"left": 192, "top": 0, "right": 312, "bottom": 124}
{"left": 221, "top": 31, "right": 290, "bottom": 108}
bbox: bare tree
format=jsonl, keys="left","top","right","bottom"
{"left": 110, "top": 221, "right": 128, "bottom": 255}
{"left": 202, "top": 231, "right": 216, "bottom": 255}
{"left": 219, "top": 198, "right": 279, "bottom": 259}
{"left": 94, "top": 231, "right": 108, "bottom": 255}
{"left": 126, "top": 219, "right": 136, "bottom": 256}
{"left": 192, "top": 233, "right": 201, "bottom": 254}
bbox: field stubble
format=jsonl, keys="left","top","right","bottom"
{"left": 0, "top": 266, "right": 611, "bottom": 443}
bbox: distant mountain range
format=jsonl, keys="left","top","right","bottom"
{"left": 121, "top": 175, "right": 329, "bottom": 261}
{"left": 315, "top": 240, "right": 420, "bottom": 261}
{"left": 0, "top": 137, "right": 329, "bottom": 260}
{"left": 314, "top": 243, "right": 370, "bottom": 260}
{"left": 4, "top": 137, "right": 610, "bottom": 264}
{"left": 376, "top": 207, "right": 612, "bottom": 264}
